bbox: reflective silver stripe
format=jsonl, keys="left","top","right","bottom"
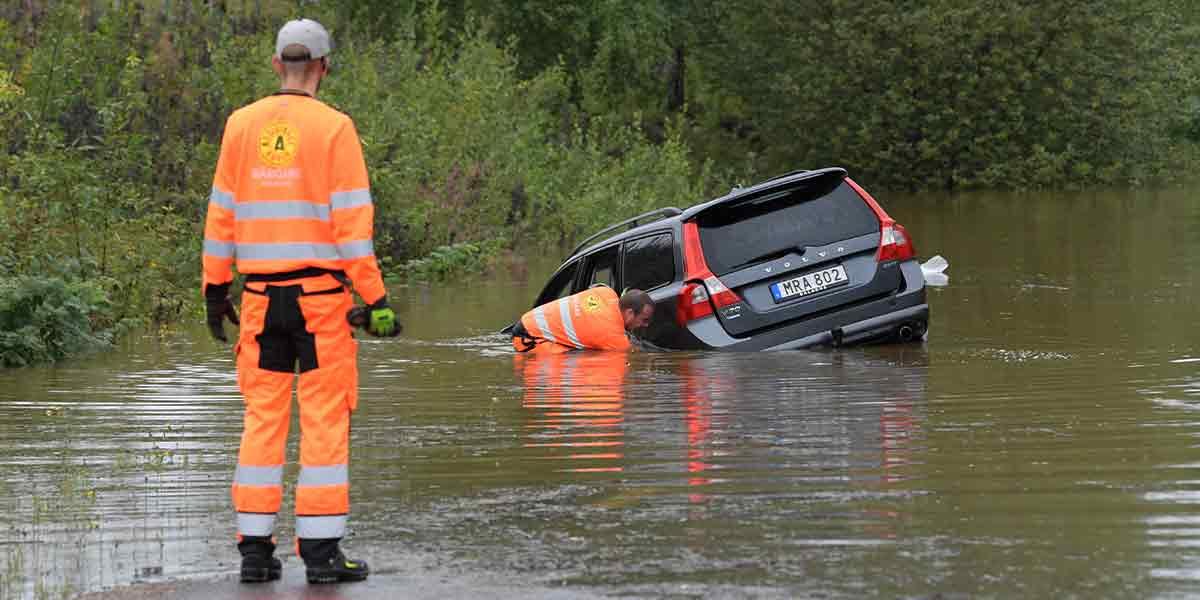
{"left": 210, "top": 187, "right": 236, "bottom": 211}
{"left": 298, "top": 464, "right": 348, "bottom": 487}
{"left": 559, "top": 299, "right": 583, "bottom": 349}
{"left": 237, "top": 512, "right": 276, "bottom": 536}
{"left": 203, "top": 240, "right": 236, "bottom": 258}
{"left": 296, "top": 515, "right": 346, "bottom": 539}
{"left": 236, "top": 201, "right": 330, "bottom": 222}
{"left": 533, "top": 306, "right": 556, "bottom": 344}
{"left": 234, "top": 464, "right": 283, "bottom": 486}
{"left": 330, "top": 189, "right": 372, "bottom": 211}
{"left": 235, "top": 242, "right": 341, "bottom": 261}
{"left": 232, "top": 241, "right": 375, "bottom": 261}
{"left": 337, "top": 240, "right": 374, "bottom": 259}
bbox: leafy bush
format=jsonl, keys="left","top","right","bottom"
{"left": 397, "top": 240, "right": 505, "bottom": 282}
{"left": 4, "top": 0, "right": 1197, "bottom": 365}
{"left": 0, "top": 277, "right": 129, "bottom": 367}
{"left": 0, "top": 3, "right": 716, "bottom": 367}
{"left": 317, "top": 17, "right": 717, "bottom": 260}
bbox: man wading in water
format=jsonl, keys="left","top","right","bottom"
{"left": 511, "top": 287, "right": 655, "bottom": 354}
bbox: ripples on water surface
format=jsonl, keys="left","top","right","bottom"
{"left": 3, "top": 190, "right": 1200, "bottom": 598}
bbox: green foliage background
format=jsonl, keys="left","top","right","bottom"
{"left": 1, "top": 0, "right": 1198, "bottom": 364}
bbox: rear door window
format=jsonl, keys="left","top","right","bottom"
{"left": 698, "top": 181, "right": 879, "bottom": 275}
{"left": 536, "top": 261, "right": 579, "bottom": 305}
{"left": 622, "top": 232, "right": 675, "bottom": 292}
{"left": 582, "top": 245, "right": 620, "bottom": 291}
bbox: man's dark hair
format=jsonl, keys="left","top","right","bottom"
{"left": 280, "top": 44, "right": 313, "bottom": 62}
{"left": 619, "top": 289, "right": 652, "bottom": 315}
{"left": 279, "top": 44, "right": 326, "bottom": 78}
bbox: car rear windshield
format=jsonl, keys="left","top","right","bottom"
{"left": 697, "top": 181, "right": 880, "bottom": 276}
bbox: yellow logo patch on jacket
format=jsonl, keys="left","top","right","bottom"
{"left": 258, "top": 121, "right": 300, "bottom": 167}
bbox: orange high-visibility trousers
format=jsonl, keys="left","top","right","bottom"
{"left": 230, "top": 272, "right": 357, "bottom": 543}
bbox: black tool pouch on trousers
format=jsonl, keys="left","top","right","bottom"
{"left": 243, "top": 283, "right": 342, "bottom": 373}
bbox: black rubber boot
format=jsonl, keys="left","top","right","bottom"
{"left": 240, "top": 555, "right": 282, "bottom": 583}
{"left": 300, "top": 538, "right": 369, "bottom": 584}
{"left": 305, "top": 550, "right": 369, "bottom": 584}
{"left": 238, "top": 536, "right": 281, "bottom": 583}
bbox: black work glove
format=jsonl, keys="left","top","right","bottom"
{"left": 204, "top": 282, "right": 240, "bottom": 342}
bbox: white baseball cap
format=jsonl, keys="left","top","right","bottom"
{"left": 275, "top": 18, "right": 331, "bottom": 61}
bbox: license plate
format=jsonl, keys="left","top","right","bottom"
{"left": 770, "top": 264, "right": 849, "bottom": 302}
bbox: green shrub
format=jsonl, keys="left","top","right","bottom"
{"left": 0, "top": 277, "right": 129, "bottom": 367}
{"left": 397, "top": 239, "right": 507, "bottom": 282}
{"left": 308, "top": 13, "right": 718, "bottom": 264}
{"left": 6, "top": 0, "right": 1194, "bottom": 368}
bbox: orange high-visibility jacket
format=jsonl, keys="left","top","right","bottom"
{"left": 202, "top": 92, "right": 386, "bottom": 304}
{"left": 513, "top": 287, "right": 631, "bottom": 353}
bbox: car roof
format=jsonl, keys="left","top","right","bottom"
{"left": 563, "top": 167, "right": 848, "bottom": 263}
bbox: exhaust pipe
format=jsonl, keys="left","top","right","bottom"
{"left": 897, "top": 323, "right": 915, "bottom": 343}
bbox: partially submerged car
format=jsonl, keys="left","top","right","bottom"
{"left": 513, "top": 167, "right": 928, "bottom": 351}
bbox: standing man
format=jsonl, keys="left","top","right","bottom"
{"left": 202, "top": 18, "right": 398, "bottom": 585}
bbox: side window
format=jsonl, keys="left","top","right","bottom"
{"left": 582, "top": 246, "right": 620, "bottom": 292}
{"left": 535, "top": 261, "right": 579, "bottom": 306}
{"left": 622, "top": 233, "right": 675, "bottom": 292}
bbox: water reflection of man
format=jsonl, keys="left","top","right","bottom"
{"left": 518, "top": 352, "right": 629, "bottom": 473}
{"left": 512, "top": 287, "right": 654, "bottom": 354}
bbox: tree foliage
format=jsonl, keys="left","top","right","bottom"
{"left": 0, "top": 0, "right": 1198, "bottom": 364}
{"left": 0, "top": 1, "right": 713, "bottom": 364}
{"left": 703, "top": 0, "right": 1200, "bottom": 189}
{"left": 329, "top": 0, "right": 1200, "bottom": 189}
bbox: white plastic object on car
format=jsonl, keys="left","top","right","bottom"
{"left": 921, "top": 255, "right": 949, "bottom": 287}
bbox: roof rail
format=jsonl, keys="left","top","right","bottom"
{"left": 568, "top": 207, "right": 682, "bottom": 257}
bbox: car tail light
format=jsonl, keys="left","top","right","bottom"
{"left": 844, "top": 177, "right": 917, "bottom": 263}
{"left": 702, "top": 275, "right": 740, "bottom": 308}
{"left": 677, "top": 281, "right": 713, "bottom": 323}
{"left": 878, "top": 221, "right": 915, "bottom": 262}
{"left": 677, "top": 222, "right": 742, "bottom": 325}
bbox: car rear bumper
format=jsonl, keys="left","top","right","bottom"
{"left": 760, "top": 303, "right": 929, "bottom": 350}
{"left": 684, "top": 259, "right": 928, "bottom": 351}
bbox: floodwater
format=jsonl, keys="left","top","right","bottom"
{"left": 3, "top": 189, "right": 1200, "bottom": 599}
